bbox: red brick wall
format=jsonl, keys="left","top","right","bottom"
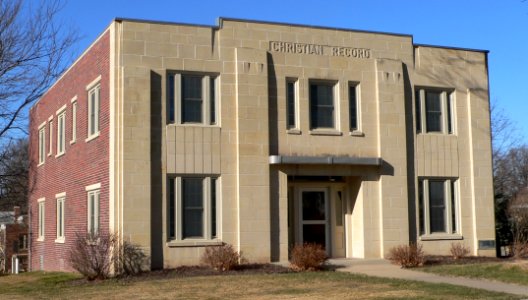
{"left": 4, "top": 223, "right": 28, "bottom": 272}
{"left": 28, "top": 30, "right": 110, "bottom": 272}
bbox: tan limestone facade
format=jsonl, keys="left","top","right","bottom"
{"left": 39, "top": 17, "right": 497, "bottom": 270}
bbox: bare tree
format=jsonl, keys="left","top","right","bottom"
{"left": 0, "top": 138, "right": 29, "bottom": 212}
{"left": 0, "top": 0, "right": 78, "bottom": 140}
{"left": 507, "top": 188, "right": 528, "bottom": 258}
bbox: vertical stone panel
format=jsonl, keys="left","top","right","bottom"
{"left": 234, "top": 47, "right": 271, "bottom": 262}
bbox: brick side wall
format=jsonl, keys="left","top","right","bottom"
{"left": 28, "top": 31, "right": 110, "bottom": 272}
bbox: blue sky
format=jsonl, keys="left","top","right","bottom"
{"left": 57, "top": 0, "right": 528, "bottom": 142}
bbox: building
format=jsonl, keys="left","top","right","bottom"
{"left": 0, "top": 206, "right": 28, "bottom": 273}
{"left": 28, "top": 17, "right": 496, "bottom": 271}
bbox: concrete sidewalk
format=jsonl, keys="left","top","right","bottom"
{"left": 329, "top": 259, "right": 528, "bottom": 297}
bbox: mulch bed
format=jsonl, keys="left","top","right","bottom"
{"left": 424, "top": 255, "right": 511, "bottom": 266}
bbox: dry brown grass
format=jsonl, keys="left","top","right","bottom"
{"left": 0, "top": 269, "right": 521, "bottom": 299}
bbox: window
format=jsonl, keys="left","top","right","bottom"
{"left": 415, "top": 88, "right": 455, "bottom": 134}
{"left": 86, "top": 184, "right": 100, "bottom": 235}
{"left": 71, "top": 99, "right": 77, "bottom": 143}
{"left": 286, "top": 79, "right": 298, "bottom": 130}
{"left": 418, "top": 178, "right": 459, "bottom": 236}
{"left": 167, "top": 73, "right": 218, "bottom": 125}
{"left": 167, "top": 176, "right": 219, "bottom": 241}
{"left": 349, "top": 83, "right": 359, "bottom": 132}
{"left": 38, "top": 125, "right": 46, "bottom": 165}
{"left": 56, "top": 194, "right": 65, "bottom": 242}
{"left": 48, "top": 119, "right": 53, "bottom": 156}
{"left": 309, "top": 81, "right": 335, "bottom": 129}
{"left": 88, "top": 84, "right": 100, "bottom": 139}
{"left": 56, "top": 111, "right": 66, "bottom": 156}
{"left": 38, "top": 198, "right": 45, "bottom": 241}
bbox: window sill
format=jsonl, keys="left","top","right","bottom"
{"left": 70, "top": 139, "right": 76, "bottom": 145}
{"left": 37, "top": 237, "right": 45, "bottom": 242}
{"left": 309, "top": 130, "right": 342, "bottom": 136}
{"left": 349, "top": 131, "right": 364, "bottom": 137}
{"left": 55, "top": 238, "right": 65, "bottom": 244}
{"left": 419, "top": 234, "right": 463, "bottom": 241}
{"left": 55, "top": 152, "right": 65, "bottom": 158}
{"left": 47, "top": 152, "right": 52, "bottom": 157}
{"left": 85, "top": 132, "right": 100, "bottom": 143}
{"left": 167, "top": 239, "right": 223, "bottom": 247}
{"left": 37, "top": 162, "right": 45, "bottom": 167}
{"left": 286, "top": 129, "right": 302, "bottom": 135}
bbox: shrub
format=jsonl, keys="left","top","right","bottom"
{"left": 387, "top": 243, "right": 425, "bottom": 268}
{"left": 116, "top": 239, "right": 149, "bottom": 276}
{"left": 69, "top": 232, "right": 149, "bottom": 280}
{"left": 201, "top": 243, "right": 241, "bottom": 271}
{"left": 450, "top": 242, "right": 470, "bottom": 260}
{"left": 512, "top": 241, "right": 528, "bottom": 259}
{"left": 289, "top": 243, "right": 327, "bottom": 271}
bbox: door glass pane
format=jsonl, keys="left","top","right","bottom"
{"left": 303, "top": 224, "right": 326, "bottom": 247}
{"left": 302, "top": 191, "right": 325, "bottom": 221}
{"left": 429, "top": 181, "right": 446, "bottom": 233}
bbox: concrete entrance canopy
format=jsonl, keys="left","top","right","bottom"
{"left": 269, "top": 155, "right": 382, "bottom": 166}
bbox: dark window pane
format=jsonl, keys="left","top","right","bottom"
{"left": 349, "top": 85, "right": 357, "bottom": 131}
{"left": 182, "top": 75, "right": 203, "bottom": 123}
{"left": 310, "top": 83, "right": 334, "bottom": 129}
{"left": 451, "top": 180, "right": 457, "bottom": 233}
{"left": 429, "top": 181, "right": 446, "bottom": 233}
{"left": 210, "top": 77, "right": 216, "bottom": 125}
{"left": 168, "top": 74, "right": 175, "bottom": 123}
{"left": 211, "top": 178, "right": 217, "bottom": 238}
{"left": 447, "top": 93, "right": 453, "bottom": 134}
{"left": 182, "top": 178, "right": 203, "bottom": 238}
{"left": 303, "top": 224, "right": 326, "bottom": 248}
{"left": 425, "top": 91, "right": 442, "bottom": 132}
{"left": 415, "top": 89, "right": 421, "bottom": 133}
{"left": 302, "top": 191, "right": 326, "bottom": 221}
{"left": 418, "top": 180, "right": 424, "bottom": 235}
{"left": 287, "top": 81, "right": 296, "bottom": 128}
{"left": 168, "top": 178, "right": 175, "bottom": 239}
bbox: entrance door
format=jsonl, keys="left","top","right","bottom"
{"left": 300, "top": 188, "right": 329, "bottom": 252}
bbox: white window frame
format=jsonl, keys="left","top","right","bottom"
{"left": 70, "top": 96, "right": 77, "bottom": 144}
{"left": 348, "top": 82, "right": 362, "bottom": 135}
{"left": 418, "top": 178, "right": 461, "bottom": 239}
{"left": 167, "top": 176, "right": 220, "bottom": 244}
{"left": 308, "top": 80, "right": 341, "bottom": 134}
{"left": 86, "top": 76, "right": 101, "bottom": 142}
{"left": 168, "top": 72, "right": 219, "bottom": 126}
{"left": 415, "top": 88, "right": 455, "bottom": 135}
{"left": 38, "top": 122, "right": 46, "bottom": 166}
{"left": 85, "top": 183, "right": 101, "bottom": 235}
{"left": 56, "top": 105, "right": 66, "bottom": 157}
{"left": 286, "top": 78, "right": 300, "bottom": 133}
{"left": 48, "top": 117, "right": 53, "bottom": 156}
{"left": 55, "top": 193, "right": 66, "bottom": 243}
{"left": 37, "top": 198, "right": 45, "bottom": 241}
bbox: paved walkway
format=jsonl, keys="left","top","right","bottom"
{"left": 328, "top": 258, "right": 528, "bottom": 297}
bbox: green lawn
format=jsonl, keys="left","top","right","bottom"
{"left": 421, "top": 261, "right": 528, "bottom": 286}
{"left": 0, "top": 270, "right": 523, "bottom": 299}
